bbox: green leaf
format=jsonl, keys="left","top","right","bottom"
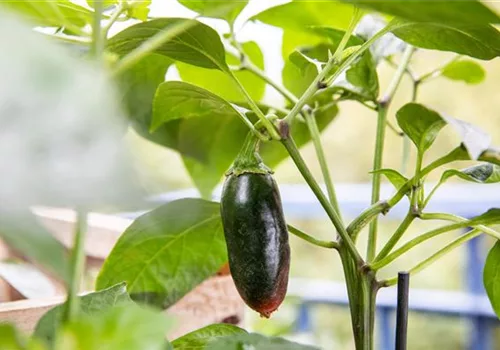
{"left": 469, "top": 208, "right": 500, "bottom": 226}
{"left": 0, "top": 323, "right": 46, "bottom": 350}
{"left": 172, "top": 324, "right": 247, "bottom": 349}
{"left": 177, "top": 41, "right": 266, "bottom": 102}
{"left": 391, "top": 20, "right": 500, "bottom": 60}
{"left": 54, "top": 304, "right": 173, "bottom": 350}
{"left": 396, "top": 103, "right": 447, "bottom": 153}
{"left": 205, "top": 333, "right": 319, "bottom": 350}
{"left": 339, "top": 0, "right": 500, "bottom": 25}
{"left": 179, "top": 0, "right": 248, "bottom": 24}
{"left": 107, "top": 18, "right": 229, "bottom": 70}
{"left": 484, "top": 241, "right": 500, "bottom": 318}
{"left": 251, "top": 1, "right": 356, "bottom": 32}
{"left": 441, "top": 163, "right": 500, "bottom": 184}
{"left": 0, "top": 211, "right": 69, "bottom": 284}
{"left": 372, "top": 169, "right": 409, "bottom": 191}
{"left": 127, "top": 0, "right": 152, "bottom": 21}
{"left": 34, "top": 283, "right": 132, "bottom": 345}
{"left": 96, "top": 199, "right": 227, "bottom": 308}
{"left": 480, "top": 147, "right": 500, "bottom": 166}
{"left": 441, "top": 59, "right": 486, "bottom": 84}
{"left": 1, "top": 0, "right": 93, "bottom": 29}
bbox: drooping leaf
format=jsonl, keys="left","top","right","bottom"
{"left": 396, "top": 103, "right": 447, "bottom": 153}
{"left": 0, "top": 211, "right": 69, "bottom": 284}
{"left": 53, "top": 304, "right": 173, "bottom": 350}
{"left": 372, "top": 168, "right": 409, "bottom": 191}
{"left": 179, "top": 0, "right": 248, "bottom": 24}
{"left": 484, "top": 241, "right": 500, "bottom": 318}
{"left": 469, "top": 208, "right": 500, "bottom": 226}
{"left": 96, "top": 199, "right": 227, "bottom": 309}
{"left": 107, "top": 18, "right": 229, "bottom": 71}
{"left": 1, "top": 0, "right": 93, "bottom": 29}
{"left": 34, "top": 283, "right": 132, "bottom": 345}
{"left": 441, "top": 59, "right": 486, "bottom": 84}
{"left": 441, "top": 163, "right": 500, "bottom": 185}
{"left": 172, "top": 324, "right": 247, "bottom": 349}
{"left": 390, "top": 20, "right": 500, "bottom": 60}
{"left": 339, "top": 0, "right": 500, "bottom": 25}
{"left": 177, "top": 41, "right": 266, "bottom": 102}
{"left": 205, "top": 333, "right": 319, "bottom": 350}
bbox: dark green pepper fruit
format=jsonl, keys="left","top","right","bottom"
{"left": 220, "top": 132, "right": 290, "bottom": 318}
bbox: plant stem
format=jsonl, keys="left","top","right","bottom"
{"left": 304, "top": 111, "right": 341, "bottom": 213}
{"left": 417, "top": 55, "right": 460, "bottom": 83}
{"left": 288, "top": 224, "right": 339, "bottom": 249}
{"left": 62, "top": 210, "right": 87, "bottom": 323}
{"left": 90, "top": 0, "right": 104, "bottom": 58}
{"left": 228, "top": 70, "right": 281, "bottom": 140}
{"left": 420, "top": 212, "right": 500, "bottom": 240}
{"left": 101, "top": 1, "right": 126, "bottom": 39}
{"left": 373, "top": 211, "right": 415, "bottom": 262}
{"left": 348, "top": 201, "right": 390, "bottom": 242}
{"left": 283, "top": 10, "right": 392, "bottom": 124}
{"left": 367, "top": 45, "right": 415, "bottom": 261}
{"left": 382, "top": 229, "right": 481, "bottom": 287}
{"left": 281, "top": 137, "right": 363, "bottom": 265}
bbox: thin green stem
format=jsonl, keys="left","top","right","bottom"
{"left": 348, "top": 201, "right": 390, "bottom": 242}
{"left": 91, "top": 0, "right": 104, "bottom": 58}
{"left": 423, "top": 181, "right": 442, "bottom": 208}
{"left": 283, "top": 9, "right": 388, "bottom": 124}
{"left": 382, "top": 229, "right": 481, "bottom": 287}
{"left": 401, "top": 79, "right": 419, "bottom": 175}
{"left": 331, "top": 8, "right": 362, "bottom": 62}
{"left": 417, "top": 55, "right": 460, "bottom": 83}
{"left": 360, "top": 277, "right": 373, "bottom": 350}
{"left": 373, "top": 212, "right": 415, "bottom": 262}
{"left": 420, "top": 212, "right": 500, "bottom": 240}
{"left": 304, "top": 111, "right": 341, "bottom": 214}
{"left": 62, "top": 210, "right": 87, "bottom": 323}
{"left": 102, "top": 2, "right": 126, "bottom": 39}
{"left": 367, "top": 45, "right": 415, "bottom": 261}
{"left": 371, "top": 222, "right": 466, "bottom": 270}
{"left": 281, "top": 137, "right": 363, "bottom": 265}
{"left": 228, "top": 70, "right": 281, "bottom": 140}
{"left": 288, "top": 224, "right": 339, "bottom": 249}
{"left": 46, "top": 34, "right": 91, "bottom": 45}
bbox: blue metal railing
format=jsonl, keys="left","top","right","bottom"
{"left": 119, "top": 182, "right": 500, "bottom": 350}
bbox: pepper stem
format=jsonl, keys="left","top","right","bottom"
{"left": 229, "top": 132, "right": 272, "bottom": 176}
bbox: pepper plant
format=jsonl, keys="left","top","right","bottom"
{"left": 1, "top": 1, "right": 500, "bottom": 349}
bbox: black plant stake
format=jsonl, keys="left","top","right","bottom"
{"left": 395, "top": 272, "right": 410, "bottom": 350}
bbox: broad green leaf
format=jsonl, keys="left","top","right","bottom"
{"left": 469, "top": 208, "right": 500, "bottom": 226}
{"left": 0, "top": 211, "right": 69, "bottom": 284}
{"left": 206, "top": 333, "right": 319, "bottom": 350}
{"left": 34, "top": 283, "right": 132, "bottom": 345}
{"left": 339, "top": 0, "right": 500, "bottom": 25}
{"left": 251, "top": 1, "right": 356, "bottom": 32}
{"left": 179, "top": 0, "right": 248, "bottom": 24}
{"left": 1, "top": 0, "right": 93, "bottom": 29}
{"left": 177, "top": 41, "right": 266, "bottom": 102}
{"left": 484, "top": 241, "right": 500, "bottom": 318}
{"left": 0, "top": 323, "right": 46, "bottom": 350}
{"left": 391, "top": 20, "right": 500, "bottom": 60}
{"left": 396, "top": 103, "right": 446, "bottom": 153}
{"left": 54, "top": 304, "right": 173, "bottom": 350}
{"left": 107, "top": 18, "right": 229, "bottom": 70}
{"left": 96, "top": 199, "right": 227, "bottom": 308}
{"left": 172, "top": 324, "right": 247, "bottom": 349}
{"left": 152, "top": 81, "right": 241, "bottom": 131}
{"left": 372, "top": 169, "right": 408, "bottom": 191}
{"left": 441, "top": 163, "right": 500, "bottom": 184}
{"left": 441, "top": 60, "right": 486, "bottom": 84}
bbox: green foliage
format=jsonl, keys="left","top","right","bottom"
{"left": 108, "top": 18, "right": 229, "bottom": 70}
{"left": 34, "top": 283, "right": 132, "bottom": 345}
{"left": 441, "top": 163, "right": 500, "bottom": 184}
{"left": 339, "top": 0, "right": 500, "bottom": 24}
{"left": 179, "top": 0, "right": 248, "bottom": 24}
{"left": 53, "top": 304, "right": 173, "bottom": 350}
{"left": 0, "top": 324, "right": 46, "bottom": 350}
{"left": 485, "top": 241, "right": 500, "bottom": 318}
{"left": 96, "top": 199, "right": 227, "bottom": 308}
{"left": 172, "top": 324, "right": 247, "bottom": 349}
{"left": 441, "top": 60, "right": 486, "bottom": 84}
{"left": 372, "top": 169, "right": 409, "bottom": 191}
{"left": 205, "top": 333, "right": 320, "bottom": 350}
